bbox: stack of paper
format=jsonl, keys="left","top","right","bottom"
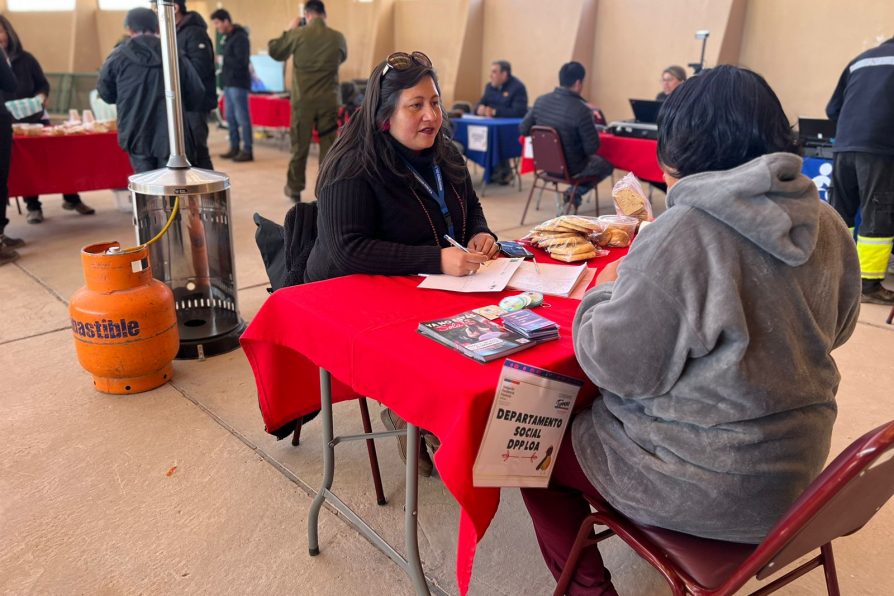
{"left": 501, "top": 309, "right": 560, "bottom": 342}
{"left": 507, "top": 262, "right": 590, "bottom": 297}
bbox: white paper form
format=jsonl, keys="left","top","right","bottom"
{"left": 507, "top": 262, "right": 588, "bottom": 297}
{"left": 467, "top": 125, "right": 488, "bottom": 151}
{"left": 417, "top": 258, "right": 523, "bottom": 293}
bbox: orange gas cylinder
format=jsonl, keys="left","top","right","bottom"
{"left": 69, "top": 241, "right": 179, "bottom": 394}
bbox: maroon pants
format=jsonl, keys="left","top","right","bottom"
{"left": 520, "top": 428, "right": 618, "bottom": 595}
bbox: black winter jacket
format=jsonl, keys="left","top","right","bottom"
{"left": 826, "top": 37, "right": 894, "bottom": 155}
{"left": 176, "top": 11, "right": 217, "bottom": 112}
{"left": 476, "top": 75, "right": 528, "bottom": 118}
{"left": 219, "top": 25, "right": 251, "bottom": 90}
{"left": 1, "top": 51, "right": 49, "bottom": 124}
{"left": 0, "top": 53, "right": 16, "bottom": 119}
{"left": 520, "top": 86, "right": 601, "bottom": 176}
{"left": 97, "top": 34, "right": 205, "bottom": 160}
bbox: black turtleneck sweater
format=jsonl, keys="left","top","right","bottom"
{"left": 305, "top": 140, "right": 495, "bottom": 282}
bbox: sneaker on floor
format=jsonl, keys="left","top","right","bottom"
{"left": 0, "top": 234, "right": 25, "bottom": 248}
{"left": 861, "top": 285, "right": 894, "bottom": 305}
{"left": 380, "top": 407, "right": 434, "bottom": 477}
{"left": 232, "top": 150, "right": 254, "bottom": 162}
{"left": 62, "top": 201, "right": 96, "bottom": 215}
{"left": 26, "top": 209, "right": 44, "bottom": 224}
{"left": 0, "top": 245, "right": 19, "bottom": 266}
{"left": 220, "top": 147, "right": 239, "bottom": 159}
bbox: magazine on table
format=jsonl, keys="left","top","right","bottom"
{"left": 417, "top": 311, "right": 536, "bottom": 363}
{"left": 473, "top": 360, "right": 583, "bottom": 488}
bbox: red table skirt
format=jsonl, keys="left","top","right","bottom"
{"left": 218, "top": 93, "right": 292, "bottom": 128}
{"left": 240, "top": 246, "right": 627, "bottom": 593}
{"left": 519, "top": 132, "right": 663, "bottom": 184}
{"left": 9, "top": 132, "right": 133, "bottom": 197}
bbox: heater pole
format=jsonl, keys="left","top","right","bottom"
{"left": 156, "top": 0, "right": 190, "bottom": 169}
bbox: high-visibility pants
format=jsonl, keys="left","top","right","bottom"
{"left": 830, "top": 152, "right": 894, "bottom": 280}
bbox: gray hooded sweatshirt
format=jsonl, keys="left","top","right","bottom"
{"left": 571, "top": 153, "right": 861, "bottom": 543}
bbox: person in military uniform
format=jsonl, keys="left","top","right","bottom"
{"left": 268, "top": 0, "right": 347, "bottom": 202}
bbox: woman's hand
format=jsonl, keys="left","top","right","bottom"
{"left": 441, "top": 247, "right": 488, "bottom": 276}
{"left": 467, "top": 233, "right": 500, "bottom": 259}
{"left": 595, "top": 257, "right": 623, "bottom": 285}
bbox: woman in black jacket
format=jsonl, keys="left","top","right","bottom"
{"left": 307, "top": 52, "right": 500, "bottom": 475}
{"left": 0, "top": 15, "right": 94, "bottom": 224}
{"left": 0, "top": 47, "right": 23, "bottom": 265}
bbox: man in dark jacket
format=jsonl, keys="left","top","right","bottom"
{"left": 174, "top": 0, "right": 216, "bottom": 170}
{"left": 476, "top": 60, "right": 527, "bottom": 185}
{"left": 97, "top": 7, "right": 205, "bottom": 174}
{"left": 520, "top": 62, "right": 613, "bottom": 210}
{"left": 826, "top": 36, "right": 894, "bottom": 305}
{"left": 211, "top": 8, "right": 253, "bottom": 162}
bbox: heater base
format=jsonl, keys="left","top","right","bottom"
{"left": 176, "top": 320, "right": 246, "bottom": 360}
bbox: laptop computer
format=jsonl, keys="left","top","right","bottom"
{"left": 798, "top": 118, "right": 836, "bottom": 146}
{"left": 629, "top": 99, "right": 662, "bottom": 124}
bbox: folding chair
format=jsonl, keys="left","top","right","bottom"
{"left": 521, "top": 126, "right": 602, "bottom": 225}
{"left": 555, "top": 419, "right": 894, "bottom": 596}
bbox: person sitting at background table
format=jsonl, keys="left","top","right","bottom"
{"left": 655, "top": 64, "right": 687, "bottom": 101}
{"left": 306, "top": 51, "right": 500, "bottom": 476}
{"left": 475, "top": 60, "right": 528, "bottom": 185}
{"left": 0, "top": 15, "right": 94, "bottom": 225}
{"left": 520, "top": 62, "right": 613, "bottom": 212}
{"left": 520, "top": 65, "right": 861, "bottom": 595}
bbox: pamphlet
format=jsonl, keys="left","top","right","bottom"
{"left": 507, "top": 261, "right": 588, "bottom": 297}
{"left": 473, "top": 360, "right": 583, "bottom": 487}
{"left": 418, "top": 258, "right": 523, "bottom": 293}
{"left": 417, "top": 312, "right": 535, "bottom": 363}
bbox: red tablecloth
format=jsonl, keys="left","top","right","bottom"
{"left": 218, "top": 94, "right": 292, "bottom": 128}
{"left": 9, "top": 131, "right": 133, "bottom": 197}
{"left": 519, "top": 132, "right": 663, "bottom": 184}
{"left": 240, "top": 247, "right": 627, "bottom": 594}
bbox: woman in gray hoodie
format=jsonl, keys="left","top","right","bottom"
{"left": 520, "top": 66, "right": 862, "bottom": 595}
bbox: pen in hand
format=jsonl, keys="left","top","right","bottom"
{"left": 443, "top": 234, "right": 470, "bottom": 253}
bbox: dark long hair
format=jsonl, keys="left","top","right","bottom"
{"left": 657, "top": 65, "right": 798, "bottom": 179}
{"left": 315, "top": 58, "right": 466, "bottom": 196}
{"left": 0, "top": 15, "right": 24, "bottom": 57}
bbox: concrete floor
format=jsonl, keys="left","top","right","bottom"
{"left": 1, "top": 128, "right": 892, "bottom": 596}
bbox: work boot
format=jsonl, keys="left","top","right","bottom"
{"left": 232, "top": 150, "right": 254, "bottom": 162}
{"left": 861, "top": 284, "right": 894, "bottom": 305}
{"left": 26, "top": 209, "right": 44, "bottom": 224}
{"left": 62, "top": 201, "right": 96, "bottom": 215}
{"left": 380, "top": 408, "right": 434, "bottom": 477}
{"left": 0, "top": 245, "right": 19, "bottom": 266}
{"left": 0, "top": 234, "right": 25, "bottom": 249}
{"left": 220, "top": 147, "right": 239, "bottom": 159}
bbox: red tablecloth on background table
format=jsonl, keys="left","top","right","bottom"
{"left": 9, "top": 132, "right": 133, "bottom": 197}
{"left": 240, "top": 246, "right": 627, "bottom": 594}
{"left": 218, "top": 93, "right": 293, "bottom": 128}
{"left": 519, "top": 132, "right": 663, "bottom": 184}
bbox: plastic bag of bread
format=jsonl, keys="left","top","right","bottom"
{"left": 611, "top": 172, "right": 653, "bottom": 221}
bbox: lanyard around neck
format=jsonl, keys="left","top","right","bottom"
{"left": 400, "top": 157, "right": 454, "bottom": 240}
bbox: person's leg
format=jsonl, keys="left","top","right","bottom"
{"left": 316, "top": 104, "right": 339, "bottom": 173}
{"left": 569, "top": 155, "right": 613, "bottom": 207}
{"left": 23, "top": 196, "right": 41, "bottom": 211}
{"left": 232, "top": 88, "right": 253, "bottom": 159}
{"left": 520, "top": 429, "right": 617, "bottom": 596}
{"left": 853, "top": 152, "right": 894, "bottom": 303}
{"left": 0, "top": 114, "right": 22, "bottom": 262}
{"left": 287, "top": 104, "right": 315, "bottom": 196}
{"left": 830, "top": 152, "right": 860, "bottom": 229}
{"left": 183, "top": 111, "right": 213, "bottom": 169}
{"left": 223, "top": 87, "right": 240, "bottom": 157}
{"left": 129, "top": 154, "right": 162, "bottom": 175}
{"left": 62, "top": 193, "right": 95, "bottom": 215}
{"left": 378, "top": 407, "right": 434, "bottom": 477}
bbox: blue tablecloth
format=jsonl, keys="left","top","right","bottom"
{"left": 451, "top": 117, "right": 523, "bottom": 183}
{"left": 802, "top": 156, "right": 834, "bottom": 202}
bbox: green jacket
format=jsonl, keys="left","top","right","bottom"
{"left": 268, "top": 18, "right": 346, "bottom": 106}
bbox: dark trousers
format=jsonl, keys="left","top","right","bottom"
{"left": 185, "top": 111, "right": 213, "bottom": 170}
{"left": 519, "top": 428, "right": 618, "bottom": 596}
{"left": 129, "top": 154, "right": 166, "bottom": 175}
{"left": 567, "top": 155, "right": 614, "bottom": 206}
{"left": 0, "top": 113, "right": 11, "bottom": 233}
{"left": 831, "top": 151, "right": 894, "bottom": 237}
{"left": 24, "top": 194, "right": 81, "bottom": 211}
{"left": 288, "top": 102, "right": 338, "bottom": 193}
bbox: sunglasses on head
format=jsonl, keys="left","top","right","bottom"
{"left": 381, "top": 51, "right": 433, "bottom": 78}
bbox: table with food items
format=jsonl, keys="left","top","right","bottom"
{"left": 9, "top": 117, "right": 133, "bottom": 198}
{"left": 240, "top": 179, "right": 651, "bottom": 594}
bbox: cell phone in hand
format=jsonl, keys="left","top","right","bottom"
{"left": 497, "top": 241, "right": 534, "bottom": 259}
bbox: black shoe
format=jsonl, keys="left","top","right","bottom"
{"left": 232, "top": 150, "right": 254, "bottom": 162}
{"left": 0, "top": 234, "right": 25, "bottom": 249}
{"left": 861, "top": 285, "right": 894, "bottom": 305}
{"left": 26, "top": 209, "right": 44, "bottom": 224}
{"left": 62, "top": 201, "right": 96, "bottom": 215}
{"left": 220, "top": 147, "right": 239, "bottom": 159}
{"left": 0, "top": 245, "right": 19, "bottom": 266}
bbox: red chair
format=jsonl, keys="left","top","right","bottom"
{"left": 555, "top": 420, "right": 894, "bottom": 596}
{"left": 521, "top": 126, "right": 603, "bottom": 225}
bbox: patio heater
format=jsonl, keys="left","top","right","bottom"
{"left": 128, "top": 0, "right": 245, "bottom": 360}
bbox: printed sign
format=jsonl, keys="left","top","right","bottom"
{"left": 467, "top": 125, "right": 488, "bottom": 152}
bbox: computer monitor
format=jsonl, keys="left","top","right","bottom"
{"left": 629, "top": 99, "right": 662, "bottom": 124}
{"left": 798, "top": 118, "right": 836, "bottom": 146}
{"left": 250, "top": 54, "right": 285, "bottom": 93}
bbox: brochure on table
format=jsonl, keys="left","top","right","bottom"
{"left": 418, "top": 258, "right": 523, "bottom": 293}
{"left": 507, "top": 261, "right": 588, "bottom": 297}
{"left": 473, "top": 360, "right": 583, "bottom": 488}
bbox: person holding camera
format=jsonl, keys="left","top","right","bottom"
{"left": 268, "top": 0, "right": 347, "bottom": 202}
